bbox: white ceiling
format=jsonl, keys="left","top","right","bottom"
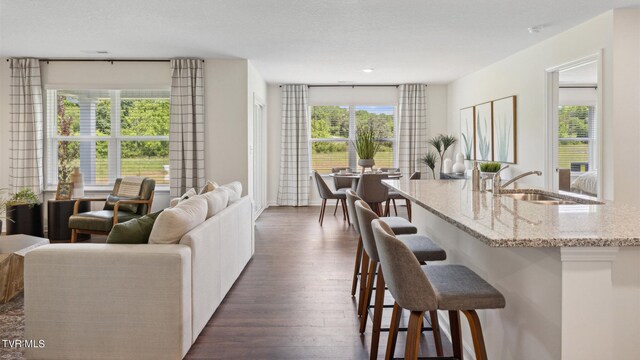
{"left": 1, "top": 0, "right": 638, "bottom": 84}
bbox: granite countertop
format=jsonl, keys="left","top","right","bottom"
{"left": 383, "top": 179, "right": 640, "bottom": 247}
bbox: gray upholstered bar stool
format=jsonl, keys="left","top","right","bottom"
{"left": 331, "top": 167, "right": 354, "bottom": 215}
{"left": 372, "top": 219, "right": 506, "bottom": 360}
{"left": 355, "top": 200, "right": 447, "bottom": 360}
{"left": 313, "top": 171, "right": 349, "bottom": 226}
{"left": 346, "top": 190, "right": 418, "bottom": 297}
{"left": 356, "top": 173, "right": 389, "bottom": 216}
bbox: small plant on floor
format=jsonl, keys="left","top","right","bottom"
{"left": 428, "top": 134, "right": 458, "bottom": 174}
{"left": 421, "top": 151, "right": 439, "bottom": 179}
{"left": 8, "top": 188, "right": 41, "bottom": 207}
{"left": 479, "top": 162, "right": 502, "bottom": 173}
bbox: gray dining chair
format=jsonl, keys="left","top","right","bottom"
{"left": 372, "top": 219, "right": 505, "bottom": 360}
{"left": 356, "top": 200, "right": 447, "bottom": 359}
{"left": 409, "top": 171, "right": 420, "bottom": 180}
{"left": 331, "top": 167, "right": 354, "bottom": 215}
{"left": 384, "top": 171, "right": 421, "bottom": 221}
{"left": 313, "top": 171, "right": 349, "bottom": 226}
{"left": 355, "top": 173, "right": 389, "bottom": 216}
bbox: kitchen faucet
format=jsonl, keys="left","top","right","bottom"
{"left": 492, "top": 165, "right": 542, "bottom": 196}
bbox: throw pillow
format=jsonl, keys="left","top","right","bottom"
{"left": 219, "top": 181, "right": 242, "bottom": 203}
{"left": 106, "top": 211, "right": 163, "bottom": 244}
{"left": 196, "top": 187, "right": 229, "bottom": 219}
{"left": 149, "top": 196, "right": 207, "bottom": 244}
{"left": 199, "top": 180, "right": 219, "bottom": 195}
{"left": 104, "top": 194, "right": 140, "bottom": 213}
{"left": 170, "top": 188, "right": 197, "bottom": 208}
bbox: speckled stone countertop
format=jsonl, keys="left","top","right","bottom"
{"left": 383, "top": 179, "right": 640, "bottom": 247}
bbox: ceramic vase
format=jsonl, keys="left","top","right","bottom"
{"left": 443, "top": 158, "right": 452, "bottom": 174}
{"left": 71, "top": 167, "right": 84, "bottom": 199}
{"left": 452, "top": 153, "right": 465, "bottom": 174}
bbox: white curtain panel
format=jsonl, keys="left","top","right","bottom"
{"left": 277, "top": 85, "right": 310, "bottom": 206}
{"left": 9, "top": 58, "right": 44, "bottom": 195}
{"left": 169, "top": 59, "right": 205, "bottom": 197}
{"left": 397, "top": 84, "right": 429, "bottom": 175}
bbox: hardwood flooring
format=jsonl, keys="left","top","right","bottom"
{"left": 185, "top": 205, "right": 452, "bottom": 359}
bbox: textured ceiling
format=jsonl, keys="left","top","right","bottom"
{"left": 1, "top": 0, "right": 638, "bottom": 84}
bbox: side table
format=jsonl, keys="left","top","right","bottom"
{"left": 47, "top": 200, "right": 90, "bottom": 242}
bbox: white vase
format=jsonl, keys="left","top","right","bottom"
{"left": 71, "top": 167, "right": 84, "bottom": 199}
{"left": 443, "top": 158, "right": 452, "bottom": 174}
{"left": 452, "top": 153, "right": 465, "bottom": 174}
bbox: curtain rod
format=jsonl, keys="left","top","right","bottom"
{"left": 6, "top": 59, "right": 204, "bottom": 63}
{"left": 279, "top": 84, "right": 400, "bottom": 88}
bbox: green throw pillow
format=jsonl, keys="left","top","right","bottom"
{"left": 106, "top": 210, "right": 163, "bottom": 244}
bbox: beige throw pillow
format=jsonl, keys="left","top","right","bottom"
{"left": 199, "top": 180, "right": 219, "bottom": 195}
{"left": 196, "top": 188, "right": 229, "bottom": 219}
{"left": 149, "top": 196, "right": 207, "bottom": 244}
{"left": 219, "top": 181, "right": 242, "bottom": 203}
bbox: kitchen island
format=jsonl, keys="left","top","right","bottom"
{"left": 383, "top": 179, "right": 640, "bottom": 360}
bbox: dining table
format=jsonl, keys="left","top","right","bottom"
{"left": 328, "top": 171, "right": 403, "bottom": 189}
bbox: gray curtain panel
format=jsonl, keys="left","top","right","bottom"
{"left": 169, "top": 59, "right": 205, "bottom": 197}
{"left": 397, "top": 84, "right": 428, "bottom": 175}
{"left": 277, "top": 85, "right": 310, "bottom": 206}
{"left": 9, "top": 58, "right": 44, "bottom": 195}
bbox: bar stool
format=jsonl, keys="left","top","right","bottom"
{"left": 371, "top": 219, "right": 506, "bottom": 360}
{"left": 355, "top": 200, "right": 447, "bottom": 360}
{"left": 332, "top": 167, "right": 354, "bottom": 215}
{"left": 313, "top": 171, "right": 348, "bottom": 226}
{"left": 346, "top": 190, "right": 417, "bottom": 298}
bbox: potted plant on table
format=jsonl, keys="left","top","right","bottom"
{"left": 421, "top": 151, "right": 439, "bottom": 179}
{"left": 479, "top": 162, "right": 502, "bottom": 177}
{"left": 427, "top": 134, "right": 458, "bottom": 178}
{"left": 353, "top": 123, "right": 382, "bottom": 172}
{"left": 6, "top": 188, "right": 44, "bottom": 237}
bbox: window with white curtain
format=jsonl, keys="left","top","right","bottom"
{"left": 45, "top": 89, "right": 170, "bottom": 188}
{"left": 309, "top": 105, "right": 395, "bottom": 174}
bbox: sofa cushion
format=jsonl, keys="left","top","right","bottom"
{"left": 149, "top": 197, "right": 207, "bottom": 244}
{"left": 196, "top": 188, "right": 229, "bottom": 219}
{"left": 219, "top": 182, "right": 242, "bottom": 203}
{"left": 199, "top": 180, "right": 219, "bottom": 195}
{"left": 69, "top": 210, "right": 139, "bottom": 233}
{"left": 106, "top": 211, "right": 163, "bottom": 244}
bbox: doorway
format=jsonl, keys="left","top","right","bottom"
{"left": 252, "top": 95, "right": 267, "bottom": 218}
{"left": 547, "top": 54, "right": 602, "bottom": 199}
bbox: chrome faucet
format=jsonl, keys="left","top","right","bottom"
{"left": 492, "top": 165, "right": 542, "bottom": 196}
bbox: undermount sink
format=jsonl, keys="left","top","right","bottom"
{"left": 501, "top": 193, "right": 579, "bottom": 205}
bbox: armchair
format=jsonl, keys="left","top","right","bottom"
{"left": 69, "top": 178, "right": 155, "bottom": 242}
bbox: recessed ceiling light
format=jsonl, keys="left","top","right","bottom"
{"left": 81, "top": 50, "right": 110, "bottom": 54}
{"left": 362, "top": 68, "right": 374, "bottom": 73}
{"left": 528, "top": 25, "right": 544, "bottom": 34}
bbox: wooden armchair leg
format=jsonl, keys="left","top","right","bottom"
{"left": 70, "top": 229, "right": 77, "bottom": 243}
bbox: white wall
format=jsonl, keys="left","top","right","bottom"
{"left": 267, "top": 84, "right": 449, "bottom": 206}
{"left": 247, "top": 61, "right": 268, "bottom": 204}
{"left": 447, "top": 11, "right": 615, "bottom": 198}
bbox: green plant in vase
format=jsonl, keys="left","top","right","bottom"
{"left": 8, "top": 188, "right": 41, "bottom": 207}
{"left": 352, "top": 122, "right": 382, "bottom": 170}
{"left": 421, "top": 151, "right": 438, "bottom": 179}
{"left": 428, "top": 134, "right": 458, "bottom": 174}
{"left": 480, "top": 162, "right": 502, "bottom": 174}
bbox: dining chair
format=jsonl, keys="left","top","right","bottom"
{"left": 372, "top": 219, "right": 505, "bottom": 360}
{"left": 355, "top": 173, "right": 389, "bottom": 216}
{"left": 410, "top": 171, "right": 420, "bottom": 179}
{"left": 384, "top": 171, "right": 421, "bottom": 221}
{"left": 313, "top": 171, "right": 349, "bottom": 226}
{"left": 331, "top": 167, "right": 354, "bottom": 215}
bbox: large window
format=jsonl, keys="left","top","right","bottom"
{"left": 310, "top": 105, "right": 395, "bottom": 174}
{"left": 557, "top": 105, "right": 596, "bottom": 172}
{"left": 46, "top": 89, "right": 170, "bottom": 188}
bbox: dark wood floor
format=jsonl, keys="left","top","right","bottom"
{"left": 185, "top": 204, "right": 452, "bottom": 359}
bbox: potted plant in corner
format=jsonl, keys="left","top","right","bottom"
{"left": 353, "top": 122, "right": 382, "bottom": 173}
{"left": 6, "top": 188, "right": 44, "bottom": 237}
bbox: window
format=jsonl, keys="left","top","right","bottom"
{"left": 46, "top": 89, "right": 170, "bottom": 188}
{"left": 310, "top": 105, "right": 395, "bottom": 174}
{"left": 557, "top": 105, "right": 596, "bottom": 173}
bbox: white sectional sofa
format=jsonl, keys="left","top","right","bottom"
{"left": 24, "top": 195, "right": 254, "bottom": 360}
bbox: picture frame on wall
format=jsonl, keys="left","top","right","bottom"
{"left": 460, "top": 106, "right": 475, "bottom": 161}
{"left": 474, "top": 101, "right": 493, "bottom": 161}
{"left": 492, "top": 96, "right": 517, "bottom": 163}
{"left": 55, "top": 182, "right": 73, "bottom": 200}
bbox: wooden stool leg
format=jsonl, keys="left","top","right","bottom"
{"left": 357, "top": 251, "right": 370, "bottom": 316}
{"left": 392, "top": 199, "right": 398, "bottom": 216}
{"left": 342, "top": 199, "right": 349, "bottom": 222}
{"left": 429, "top": 310, "right": 444, "bottom": 356}
{"left": 449, "top": 310, "right": 463, "bottom": 359}
{"left": 463, "top": 310, "right": 488, "bottom": 360}
{"left": 319, "top": 199, "right": 327, "bottom": 225}
{"left": 370, "top": 265, "right": 385, "bottom": 360}
{"left": 406, "top": 199, "right": 412, "bottom": 222}
{"left": 351, "top": 237, "right": 363, "bottom": 296}
{"left": 384, "top": 199, "right": 391, "bottom": 216}
{"left": 359, "top": 260, "right": 377, "bottom": 332}
{"left": 405, "top": 311, "right": 425, "bottom": 360}
{"left": 334, "top": 199, "right": 340, "bottom": 215}
{"left": 385, "top": 302, "right": 402, "bottom": 360}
